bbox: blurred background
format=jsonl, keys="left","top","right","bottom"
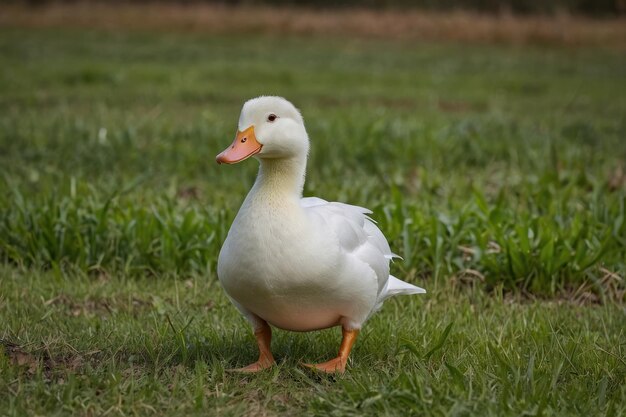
{"left": 5, "top": 0, "right": 626, "bottom": 15}
{"left": 1, "top": 1, "right": 625, "bottom": 415}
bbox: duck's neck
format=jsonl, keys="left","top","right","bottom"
{"left": 249, "top": 155, "right": 307, "bottom": 204}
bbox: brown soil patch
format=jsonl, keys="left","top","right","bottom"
{"left": 1, "top": 339, "right": 101, "bottom": 379}
{"left": 1, "top": 3, "right": 625, "bottom": 48}
{"left": 0, "top": 340, "right": 45, "bottom": 374}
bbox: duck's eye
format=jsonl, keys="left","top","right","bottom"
{"left": 241, "top": 137, "right": 247, "bottom": 143}
{"left": 267, "top": 114, "right": 278, "bottom": 122}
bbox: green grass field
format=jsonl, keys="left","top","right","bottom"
{"left": 0, "top": 28, "right": 625, "bottom": 416}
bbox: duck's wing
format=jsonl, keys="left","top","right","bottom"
{"left": 300, "top": 197, "right": 398, "bottom": 294}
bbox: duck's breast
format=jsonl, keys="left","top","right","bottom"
{"left": 218, "top": 205, "right": 360, "bottom": 330}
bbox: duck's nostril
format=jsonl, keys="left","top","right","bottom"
{"left": 231, "top": 145, "right": 235, "bottom": 149}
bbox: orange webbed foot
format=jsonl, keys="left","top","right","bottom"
{"left": 302, "top": 327, "right": 359, "bottom": 374}
{"left": 301, "top": 357, "right": 346, "bottom": 373}
{"left": 229, "top": 320, "right": 275, "bottom": 373}
{"left": 229, "top": 357, "right": 275, "bottom": 373}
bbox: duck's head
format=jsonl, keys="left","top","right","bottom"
{"left": 216, "top": 96, "right": 309, "bottom": 164}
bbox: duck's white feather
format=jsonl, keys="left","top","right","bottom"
{"left": 301, "top": 197, "right": 424, "bottom": 297}
{"left": 301, "top": 198, "right": 385, "bottom": 291}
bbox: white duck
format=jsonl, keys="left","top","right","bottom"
{"left": 216, "top": 96, "right": 425, "bottom": 373}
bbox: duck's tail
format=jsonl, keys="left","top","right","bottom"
{"left": 370, "top": 275, "right": 425, "bottom": 317}
{"left": 372, "top": 275, "right": 424, "bottom": 310}
{"left": 384, "top": 275, "right": 426, "bottom": 298}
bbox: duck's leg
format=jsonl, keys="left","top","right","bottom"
{"left": 232, "top": 320, "right": 275, "bottom": 373}
{"left": 303, "top": 327, "right": 359, "bottom": 373}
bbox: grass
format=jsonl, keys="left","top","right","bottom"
{"left": 0, "top": 23, "right": 625, "bottom": 416}
{"left": 1, "top": 268, "right": 625, "bottom": 416}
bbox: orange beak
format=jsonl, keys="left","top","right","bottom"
{"left": 216, "top": 126, "right": 263, "bottom": 164}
